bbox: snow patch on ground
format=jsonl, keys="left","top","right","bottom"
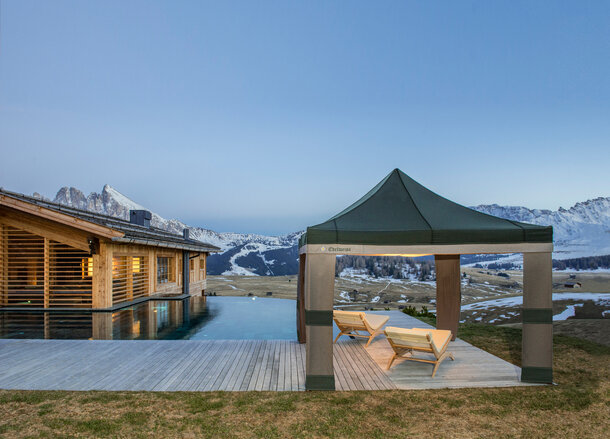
{"left": 553, "top": 304, "right": 584, "bottom": 321}
{"left": 461, "top": 292, "right": 610, "bottom": 312}
{"left": 460, "top": 292, "right": 610, "bottom": 322}
{"left": 339, "top": 291, "right": 352, "bottom": 303}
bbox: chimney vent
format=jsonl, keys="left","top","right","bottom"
{"left": 183, "top": 229, "right": 190, "bottom": 240}
{"left": 130, "top": 210, "right": 152, "bottom": 228}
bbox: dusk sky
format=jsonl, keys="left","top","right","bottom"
{"left": 1, "top": 1, "right": 609, "bottom": 235}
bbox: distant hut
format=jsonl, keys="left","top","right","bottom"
{"left": 563, "top": 282, "right": 582, "bottom": 288}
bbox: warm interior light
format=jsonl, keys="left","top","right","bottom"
{"left": 367, "top": 254, "right": 431, "bottom": 257}
{"left": 132, "top": 257, "right": 141, "bottom": 273}
{"left": 81, "top": 257, "right": 93, "bottom": 278}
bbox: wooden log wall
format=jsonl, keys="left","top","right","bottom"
{"left": 0, "top": 210, "right": 210, "bottom": 310}
{"left": 0, "top": 226, "right": 92, "bottom": 308}
{"left": 111, "top": 255, "right": 150, "bottom": 304}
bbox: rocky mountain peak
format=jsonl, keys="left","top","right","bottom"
{"left": 39, "top": 183, "right": 610, "bottom": 274}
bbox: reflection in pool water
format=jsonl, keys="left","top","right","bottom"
{"left": 0, "top": 296, "right": 296, "bottom": 340}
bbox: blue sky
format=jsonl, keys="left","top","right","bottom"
{"left": 1, "top": 1, "right": 609, "bottom": 235}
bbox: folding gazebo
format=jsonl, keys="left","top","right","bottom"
{"left": 297, "top": 169, "right": 553, "bottom": 390}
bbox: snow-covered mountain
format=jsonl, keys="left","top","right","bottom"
{"left": 42, "top": 184, "right": 609, "bottom": 275}
{"left": 472, "top": 197, "right": 610, "bottom": 259}
{"left": 50, "top": 185, "right": 302, "bottom": 275}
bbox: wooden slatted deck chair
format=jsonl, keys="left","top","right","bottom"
{"left": 384, "top": 327, "right": 455, "bottom": 377}
{"left": 333, "top": 310, "right": 390, "bottom": 347}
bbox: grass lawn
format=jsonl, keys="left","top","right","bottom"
{"left": 1, "top": 325, "right": 608, "bottom": 438}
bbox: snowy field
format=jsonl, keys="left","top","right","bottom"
{"left": 459, "top": 292, "right": 610, "bottom": 324}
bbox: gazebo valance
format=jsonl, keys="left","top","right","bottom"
{"left": 300, "top": 169, "right": 552, "bottom": 247}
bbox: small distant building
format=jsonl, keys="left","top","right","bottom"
{"left": 564, "top": 282, "right": 582, "bottom": 288}
{"left": 0, "top": 189, "right": 220, "bottom": 310}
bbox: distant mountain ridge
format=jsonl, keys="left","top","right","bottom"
{"left": 39, "top": 185, "right": 610, "bottom": 275}
{"left": 472, "top": 197, "right": 610, "bottom": 259}
{"left": 49, "top": 185, "right": 302, "bottom": 275}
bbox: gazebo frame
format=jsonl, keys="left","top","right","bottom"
{"left": 296, "top": 170, "right": 554, "bottom": 391}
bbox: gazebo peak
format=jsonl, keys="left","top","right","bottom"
{"left": 301, "top": 168, "right": 552, "bottom": 247}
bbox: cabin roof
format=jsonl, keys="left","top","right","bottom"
{"left": 0, "top": 189, "right": 220, "bottom": 253}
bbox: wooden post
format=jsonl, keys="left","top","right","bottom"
{"left": 297, "top": 253, "right": 306, "bottom": 343}
{"left": 92, "top": 242, "right": 113, "bottom": 309}
{"left": 182, "top": 251, "right": 190, "bottom": 295}
{"left": 177, "top": 253, "right": 182, "bottom": 286}
{"left": 435, "top": 254, "right": 461, "bottom": 341}
{"left": 0, "top": 224, "right": 5, "bottom": 307}
{"left": 126, "top": 257, "right": 134, "bottom": 301}
{"left": 43, "top": 238, "right": 50, "bottom": 308}
{"left": 202, "top": 253, "right": 207, "bottom": 294}
{"left": 522, "top": 252, "right": 553, "bottom": 383}
{"left": 148, "top": 249, "right": 155, "bottom": 296}
{"left": 304, "top": 252, "right": 335, "bottom": 390}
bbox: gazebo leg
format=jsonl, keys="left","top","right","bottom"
{"left": 296, "top": 253, "right": 306, "bottom": 344}
{"left": 522, "top": 252, "right": 553, "bottom": 383}
{"left": 435, "top": 254, "right": 461, "bottom": 341}
{"left": 304, "top": 253, "right": 335, "bottom": 390}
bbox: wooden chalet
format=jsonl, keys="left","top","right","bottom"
{"left": 0, "top": 189, "right": 220, "bottom": 310}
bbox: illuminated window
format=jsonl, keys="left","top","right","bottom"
{"left": 81, "top": 257, "right": 93, "bottom": 279}
{"left": 132, "top": 257, "right": 142, "bottom": 273}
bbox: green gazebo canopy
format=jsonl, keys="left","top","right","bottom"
{"left": 300, "top": 169, "right": 552, "bottom": 247}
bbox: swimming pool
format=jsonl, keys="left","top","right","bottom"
{"left": 0, "top": 296, "right": 297, "bottom": 341}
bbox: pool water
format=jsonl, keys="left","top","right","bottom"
{"left": 0, "top": 296, "right": 297, "bottom": 341}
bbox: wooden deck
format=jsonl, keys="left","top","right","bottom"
{"left": 0, "top": 311, "right": 536, "bottom": 392}
{"left": 358, "top": 312, "right": 538, "bottom": 389}
{"left": 0, "top": 338, "right": 394, "bottom": 391}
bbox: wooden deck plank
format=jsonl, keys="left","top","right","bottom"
{"left": 239, "top": 340, "right": 264, "bottom": 391}
{"left": 226, "top": 339, "right": 258, "bottom": 391}
{"left": 101, "top": 342, "right": 175, "bottom": 391}
{"left": 332, "top": 343, "right": 356, "bottom": 391}
{"left": 0, "top": 341, "right": 87, "bottom": 389}
{"left": 92, "top": 342, "right": 170, "bottom": 390}
{"left": 200, "top": 341, "right": 242, "bottom": 392}
{"left": 182, "top": 341, "right": 226, "bottom": 391}
{"left": 271, "top": 340, "right": 282, "bottom": 391}
{"left": 345, "top": 341, "right": 395, "bottom": 390}
{"left": 262, "top": 341, "right": 277, "bottom": 391}
{"left": 343, "top": 343, "right": 379, "bottom": 390}
{"left": 247, "top": 340, "right": 266, "bottom": 391}
{"left": 296, "top": 342, "right": 306, "bottom": 391}
{"left": 288, "top": 342, "right": 299, "bottom": 392}
{"left": 49, "top": 343, "right": 127, "bottom": 391}
{"left": 154, "top": 341, "right": 216, "bottom": 391}
{"left": 216, "top": 340, "right": 249, "bottom": 391}
{"left": 253, "top": 340, "right": 272, "bottom": 391}
{"left": 276, "top": 341, "right": 285, "bottom": 391}
{"left": 334, "top": 342, "right": 367, "bottom": 390}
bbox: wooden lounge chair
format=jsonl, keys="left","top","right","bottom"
{"left": 384, "top": 327, "right": 455, "bottom": 377}
{"left": 333, "top": 310, "right": 390, "bottom": 347}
